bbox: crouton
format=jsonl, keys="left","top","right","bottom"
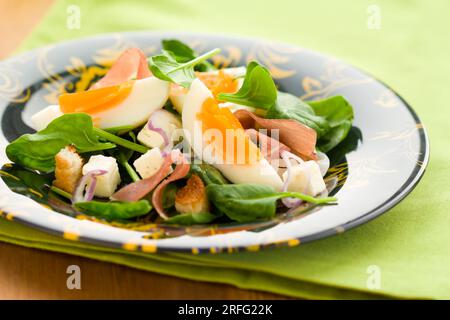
{"left": 53, "top": 146, "right": 83, "bottom": 193}
{"left": 175, "top": 174, "right": 210, "bottom": 214}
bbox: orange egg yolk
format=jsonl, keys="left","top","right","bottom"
{"left": 197, "top": 97, "right": 260, "bottom": 165}
{"left": 59, "top": 80, "right": 133, "bottom": 115}
{"left": 196, "top": 70, "right": 239, "bottom": 100}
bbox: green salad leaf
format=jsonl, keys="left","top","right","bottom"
{"left": 165, "top": 212, "right": 218, "bottom": 225}
{"left": 103, "top": 124, "right": 136, "bottom": 135}
{"left": 190, "top": 163, "right": 228, "bottom": 185}
{"left": 162, "top": 39, "right": 216, "bottom": 72}
{"left": 113, "top": 131, "right": 141, "bottom": 182}
{"left": 162, "top": 183, "right": 178, "bottom": 209}
{"left": 93, "top": 127, "right": 147, "bottom": 153}
{"left": 74, "top": 200, "right": 151, "bottom": 220}
{"left": 206, "top": 184, "right": 336, "bottom": 222}
{"left": 148, "top": 47, "right": 220, "bottom": 88}
{"left": 6, "top": 113, "right": 115, "bottom": 173}
{"left": 307, "top": 96, "right": 354, "bottom": 152}
{"left": 217, "top": 61, "right": 277, "bottom": 109}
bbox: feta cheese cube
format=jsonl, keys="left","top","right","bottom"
{"left": 133, "top": 148, "right": 171, "bottom": 179}
{"left": 82, "top": 155, "right": 121, "bottom": 198}
{"left": 282, "top": 161, "right": 326, "bottom": 196}
{"left": 137, "top": 110, "right": 182, "bottom": 148}
{"left": 30, "top": 105, "right": 63, "bottom": 131}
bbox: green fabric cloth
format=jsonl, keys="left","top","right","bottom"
{"left": 2, "top": 0, "right": 449, "bottom": 299}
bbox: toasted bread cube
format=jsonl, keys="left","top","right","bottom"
{"left": 175, "top": 174, "right": 209, "bottom": 214}
{"left": 282, "top": 161, "right": 326, "bottom": 196}
{"left": 133, "top": 148, "right": 171, "bottom": 179}
{"left": 53, "top": 146, "right": 83, "bottom": 193}
{"left": 82, "top": 155, "right": 121, "bottom": 198}
{"left": 30, "top": 105, "right": 63, "bottom": 131}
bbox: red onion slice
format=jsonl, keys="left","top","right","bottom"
{"left": 72, "top": 169, "right": 107, "bottom": 203}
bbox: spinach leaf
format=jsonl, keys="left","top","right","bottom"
{"left": 307, "top": 96, "right": 354, "bottom": 153}
{"left": 6, "top": 113, "right": 115, "bottom": 173}
{"left": 206, "top": 184, "right": 278, "bottom": 222}
{"left": 103, "top": 124, "right": 136, "bottom": 135}
{"left": 148, "top": 48, "right": 220, "bottom": 88}
{"left": 74, "top": 200, "right": 151, "bottom": 220}
{"left": 165, "top": 212, "right": 217, "bottom": 225}
{"left": 114, "top": 131, "right": 140, "bottom": 182}
{"left": 266, "top": 92, "right": 330, "bottom": 137}
{"left": 190, "top": 163, "right": 228, "bottom": 185}
{"left": 206, "top": 184, "right": 336, "bottom": 222}
{"left": 162, "top": 183, "right": 178, "bottom": 209}
{"left": 162, "top": 39, "right": 216, "bottom": 72}
{"left": 217, "top": 61, "right": 277, "bottom": 109}
{"left": 93, "top": 127, "right": 147, "bottom": 153}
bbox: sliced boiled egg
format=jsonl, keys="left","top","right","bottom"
{"left": 182, "top": 78, "right": 283, "bottom": 190}
{"left": 170, "top": 67, "right": 249, "bottom": 113}
{"left": 58, "top": 77, "right": 169, "bottom": 128}
{"left": 30, "top": 104, "right": 64, "bottom": 131}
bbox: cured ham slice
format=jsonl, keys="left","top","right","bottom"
{"left": 111, "top": 153, "right": 173, "bottom": 202}
{"left": 152, "top": 153, "right": 190, "bottom": 220}
{"left": 245, "top": 128, "right": 290, "bottom": 161}
{"left": 111, "top": 150, "right": 190, "bottom": 220}
{"left": 90, "top": 48, "right": 152, "bottom": 90}
{"left": 234, "top": 109, "right": 317, "bottom": 160}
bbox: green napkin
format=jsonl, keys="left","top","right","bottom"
{"left": 2, "top": 0, "right": 449, "bottom": 299}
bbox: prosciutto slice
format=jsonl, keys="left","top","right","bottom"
{"left": 111, "top": 154, "right": 173, "bottom": 202}
{"left": 245, "top": 128, "right": 290, "bottom": 161}
{"left": 90, "top": 48, "right": 152, "bottom": 90}
{"left": 234, "top": 109, "right": 317, "bottom": 160}
{"left": 152, "top": 153, "right": 190, "bottom": 220}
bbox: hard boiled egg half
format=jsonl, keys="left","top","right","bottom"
{"left": 182, "top": 78, "right": 283, "bottom": 190}
{"left": 30, "top": 48, "right": 170, "bottom": 131}
{"left": 58, "top": 77, "right": 169, "bottom": 129}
